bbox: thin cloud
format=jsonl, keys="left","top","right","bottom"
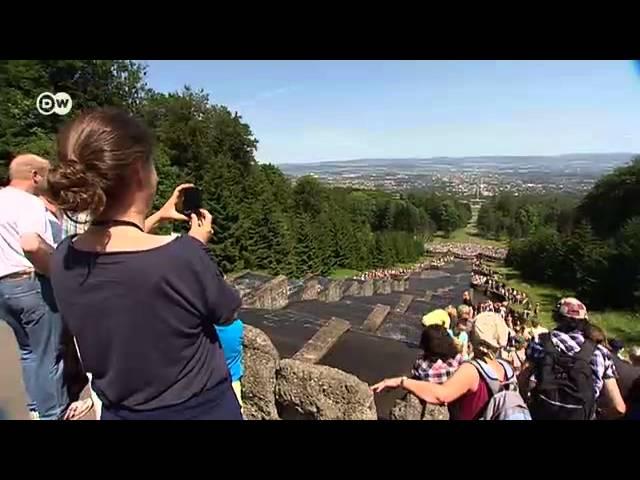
{"left": 236, "top": 86, "right": 294, "bottom": 108}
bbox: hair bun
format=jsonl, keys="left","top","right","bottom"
{"left": 47, "top": 107, "right": 154, "bottom": 218}
{"left": 48, "top": 160, "right": 107, "bottom": 216}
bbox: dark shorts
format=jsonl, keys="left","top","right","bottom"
{"left": 101, "top": 379, "right": 242, "bottom": 420}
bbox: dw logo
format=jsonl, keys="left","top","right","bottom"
{"left": 36, "top": 92, "right": 73, "bottom": 116}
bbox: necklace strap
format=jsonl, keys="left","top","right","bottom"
{"left": 91, "top": 219, "right": 144, "bottom": 232}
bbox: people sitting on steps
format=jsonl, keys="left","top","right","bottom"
{"left": 353, "top": 260, "right": 433, "bottom": 281}
{"left": 427, "top": 243, "right": 507, "bottom": 261}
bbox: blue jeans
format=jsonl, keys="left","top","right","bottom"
{"left": 0, "top": 274, "right": 69, "bottom": 420}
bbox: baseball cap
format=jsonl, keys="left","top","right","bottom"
{"left": 555, "top": 297, "right": 588, "bottom": 320}
{"left": 422, "top": 308, "right": 451, "bottom": 330}
{"left": 472, "top": 312, "right": 509, "bottom": 349}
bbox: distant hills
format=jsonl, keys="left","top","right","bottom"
{"left": 279, "top": 153, "right": 637, "bottom": 177}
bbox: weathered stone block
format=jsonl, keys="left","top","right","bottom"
{"left": 374, "top": 279, "right": 392, "bottom": 295}
{"left": 302, "top": 278, "right": 320, "bottom": 301}
{"left": 241, "top": 325, "right": 280, "bottom": 420}
{"left": 275, "top": 359, "right": 377, "bottom": 420}
{"left": 394, "top": 294, "right": 414, "bottom": 314}
{"left": 359, "top": 280, "right": 374, "bottom": 297}
{"left": 244, "top": 275, "right": 289, "bottom": 310}
{"left": 390, "top": 393, "right": 449, "bottom": 420}
{"left": 291, "top": 317, "right": 350, "bottom": 364}
{"left": 319, "top": 280, "right": 344, "bottom": 303}
{"left": 362, "top": 304, "right": 390, "bottom": 332}
{"left": 344, "top": 281, "right": 361, "bottom": 297}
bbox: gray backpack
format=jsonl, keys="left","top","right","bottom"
{"left": 470, "top": 359, "right": 532, "bottom": 420}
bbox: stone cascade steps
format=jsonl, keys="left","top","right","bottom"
{"left": 362, "top": 304, "right": 391, "bottom": 333}
{"left": 291, "top": 317, "right": 351, "bottom": 364}
{"left": 394, "top": 294, "right": 414, "bottom": 314}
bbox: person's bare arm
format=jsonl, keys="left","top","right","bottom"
{"left": 600, "top": 378, "right": 626, "bottom": 417}
{"left": 371, "top": 363, "right": 477, "bottom": 405}
{"left": 144, "top": 183, "right": 193, "bottom": 233}
{"left": 143, "top": 211, "right": 165, "bottom": 233}
{"left": 20, "top": 233, "right": 53, "bottom": 276}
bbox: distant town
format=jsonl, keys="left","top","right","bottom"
{"left": 279, "top": 153, "right": 636, "bottom": 197}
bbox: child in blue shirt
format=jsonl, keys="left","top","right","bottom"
{"left": 215, "top": 318, "right": 244, "bottom": 409}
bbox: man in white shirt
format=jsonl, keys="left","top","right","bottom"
{"left": 0, "top": 154, "right": 69, "bottom": 420}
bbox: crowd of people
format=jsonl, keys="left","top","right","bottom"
{"left": 427, "top": 242, "right": 508, "bottom": 261}
{"left": 352, "top": 256, "right": 453, "bottom": 281}
{"left": 372, "top": 295, "right": 640, "bottom": 420}
{"left": 0, "top": 108, "right": 246, "bottom": 420}
{"left": 428, "top": 254, "right": 454, "bottom": 269}
{"left": 354, "top": 268, "right": 410, "bottom": 281}
{"left": 351, "top": 251, "right": 461, "bottom": 282}
{"left": 471, "top": 259, "right": 496, "bottom": 276}
{"left": 471, "top": 262, "right": 530, "bottom": 307}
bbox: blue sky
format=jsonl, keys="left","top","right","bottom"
{"left": 144, "top": 60, "right": 640, "bottom": 164}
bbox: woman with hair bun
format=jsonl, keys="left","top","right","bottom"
{"left": 48, "top": 108, "right": 242, "bottom": 420}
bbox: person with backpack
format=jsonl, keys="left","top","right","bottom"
{"left": 371, "top": 312, "right": 531, "bottom": 420}
{"left": 518, "top": 297, "right": 626, "bottom": 420}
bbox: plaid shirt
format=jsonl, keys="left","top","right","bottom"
{"left": 526, "top": 329, "right": 617, "bottom": 398}
{"left": 61, "top": 211, "right": 91, "bottom": 238}
{"left": 411, "top": 354, "right": 463, "bottom": 384}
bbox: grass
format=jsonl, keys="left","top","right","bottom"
{"left": 431, "top": 229, "right": 508, "bottom": 248}
{"left": 226, "top": 269, "right": 273, "bottom": 280}
{"left": 491, "top": 264, "right": 640, "bottom": 345}
{"left": 328, "top": 268, "right": 360, "bottom": 280}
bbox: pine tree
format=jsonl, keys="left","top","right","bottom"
{"left": 292, "top": 213, "right": 319, "bottom": 276}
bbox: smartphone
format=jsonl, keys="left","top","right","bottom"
{"left": 178, "top": 187, "right": 202, "bottom": 218}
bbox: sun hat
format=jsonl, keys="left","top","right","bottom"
{"left": 472, "top": 312, "right": 509, "bottom": 350}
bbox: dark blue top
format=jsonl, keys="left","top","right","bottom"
{"left": 215, "top": 319, "right": 244, "bottom": 382}
{"left": 50, "top": 234, "right": 242, "bottom": 412}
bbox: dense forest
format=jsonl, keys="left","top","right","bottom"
{"left": 477, "top": 161, "right": 640, "bottom": 310}
{"left": 0, "top": 60, "right": 470, "bottom": 277}
{"left": 477, "top": 192, "right": 579, "bottom": 240}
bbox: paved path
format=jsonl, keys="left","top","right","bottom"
{"left": 0, "top": 323, "right": 94, "bottom": 420}
{"left": 0, "top": 323, "right": 30, "bottom": 420}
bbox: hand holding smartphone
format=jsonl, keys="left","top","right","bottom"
{"left": 177, "top": 186, "right": 203, "bottom": 220}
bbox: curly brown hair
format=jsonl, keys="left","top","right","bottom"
{"left": 47, "top": 108, "right": 154, "bottom": 219}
